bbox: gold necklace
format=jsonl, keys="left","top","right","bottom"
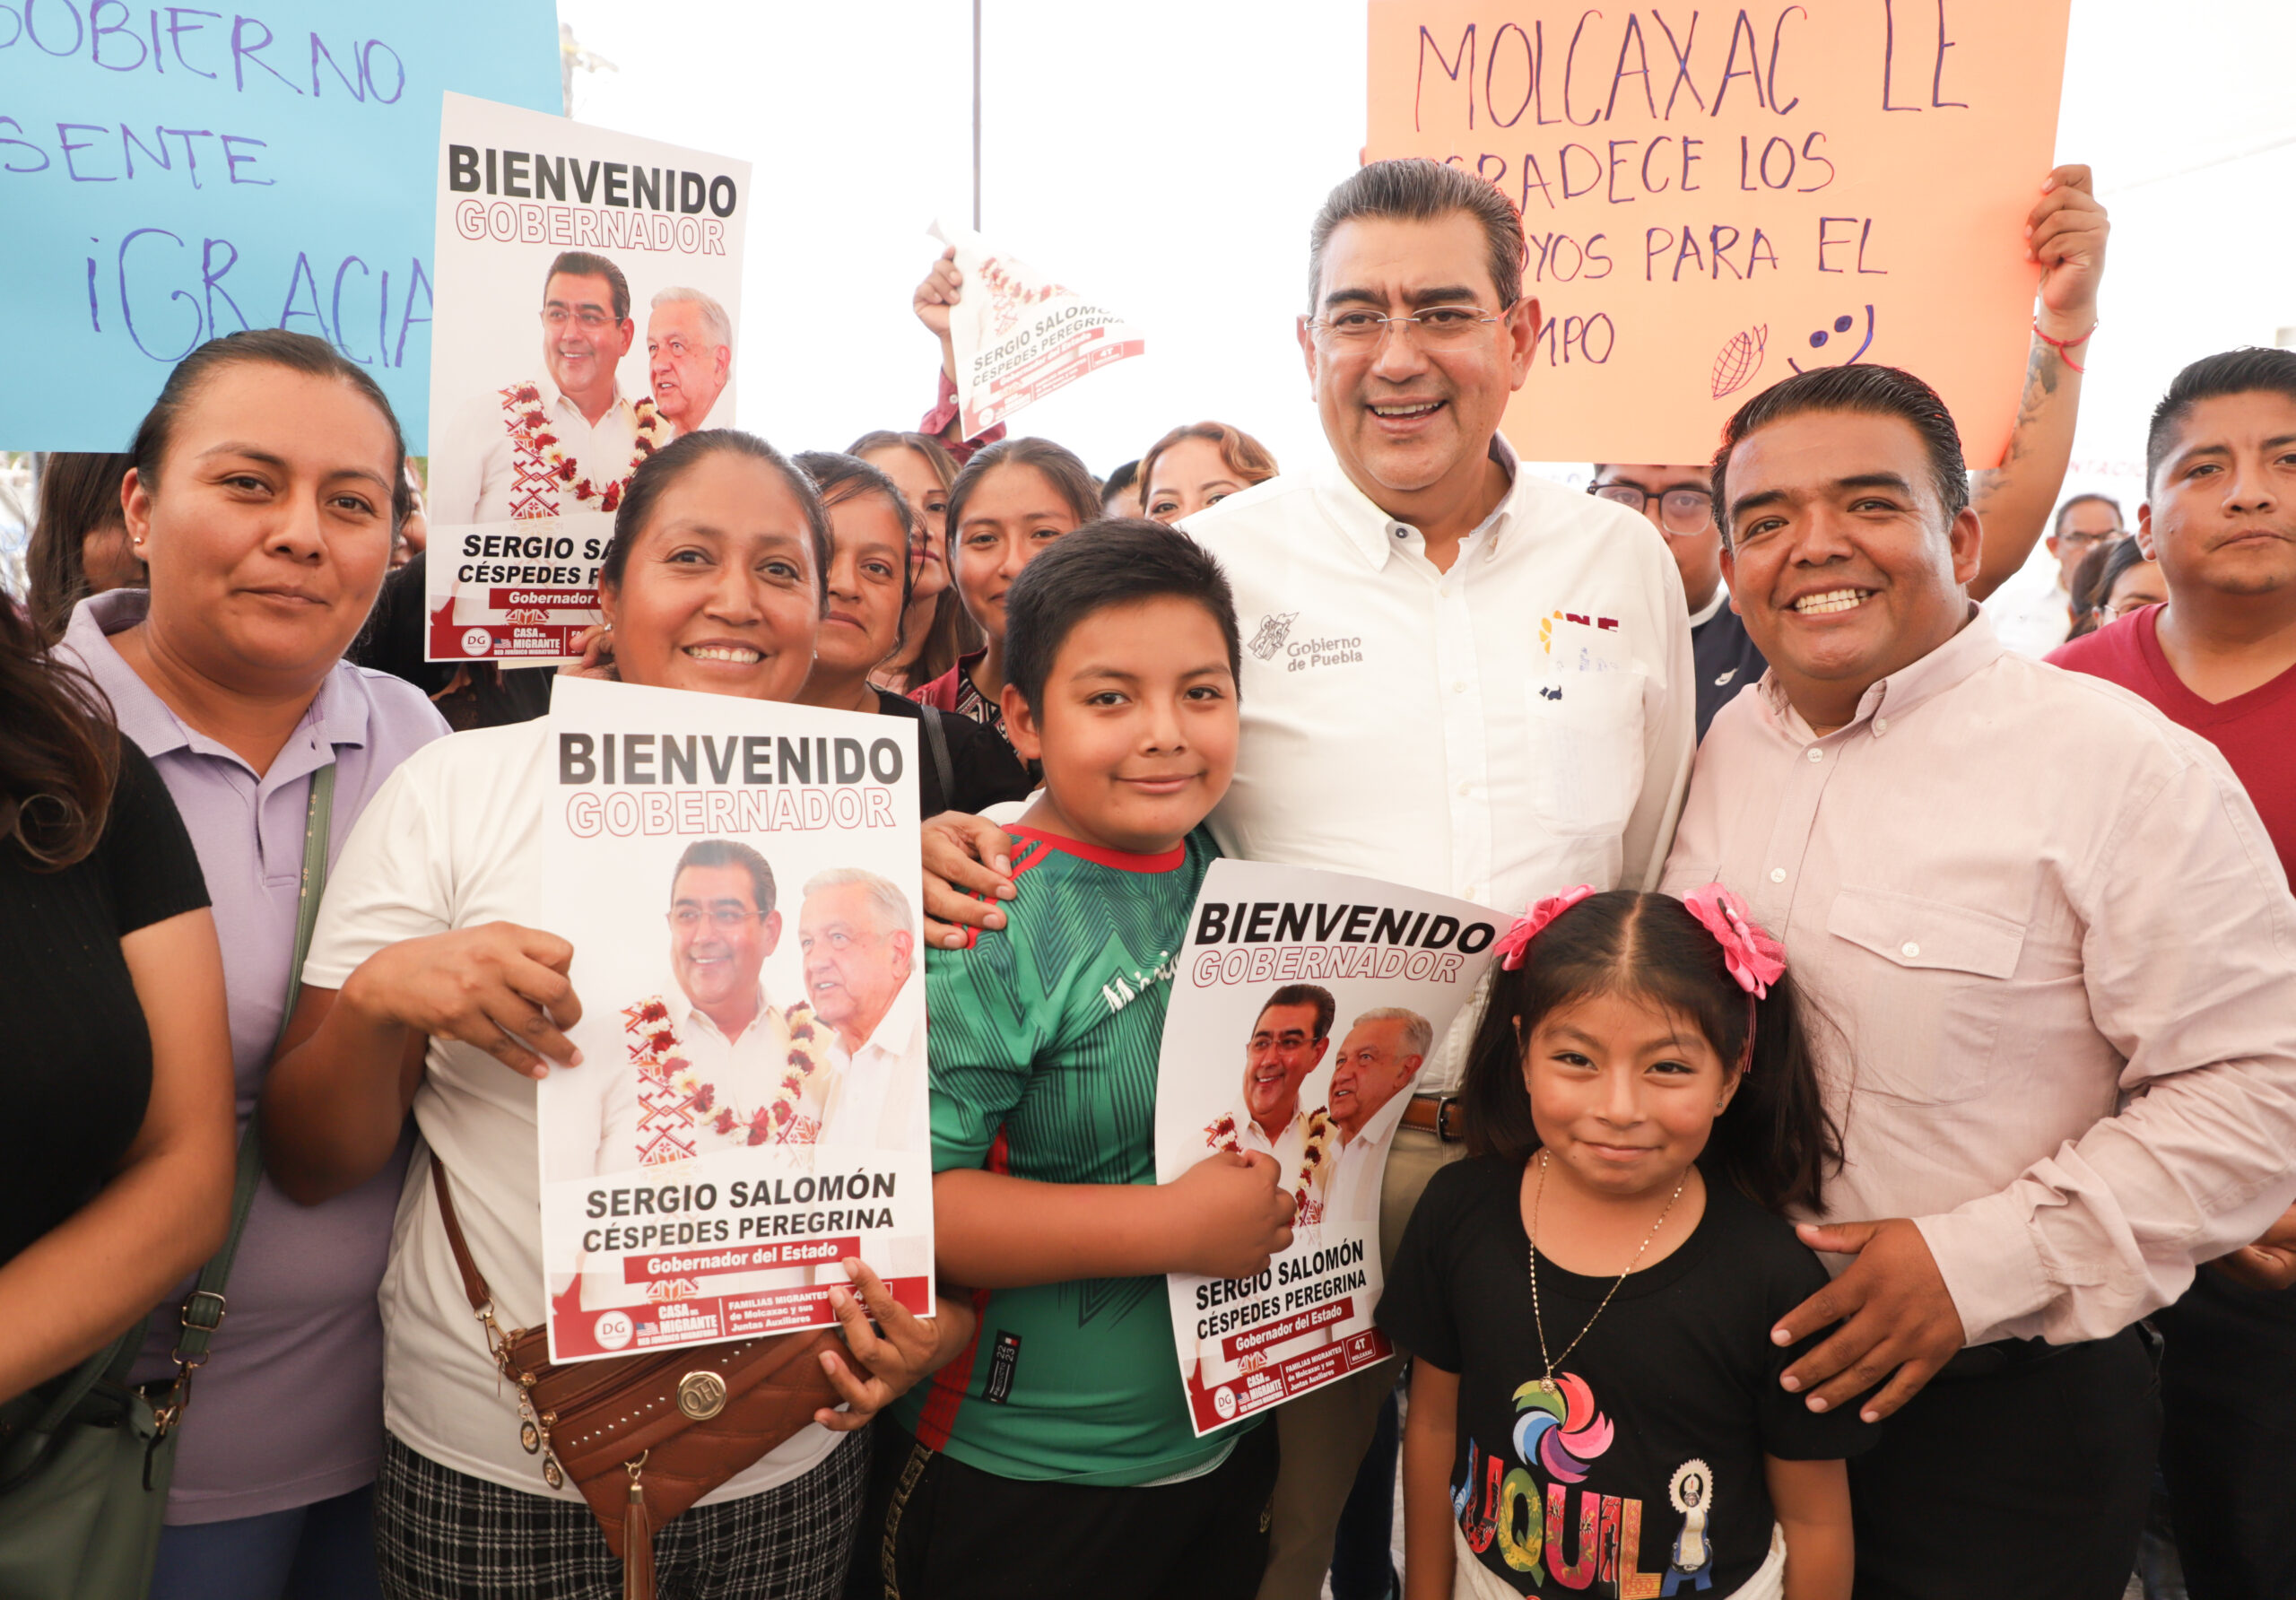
{"left": 1525, "top": 1150, "right": 1688, "bottom": 1394}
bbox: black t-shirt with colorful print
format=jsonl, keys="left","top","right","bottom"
{"left": 1379, "top": 1155, "right": 1876, "bottom": 1597}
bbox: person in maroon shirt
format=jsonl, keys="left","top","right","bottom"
{"left": 2048, "top": 346, "right": 2296, "bottom": 1600}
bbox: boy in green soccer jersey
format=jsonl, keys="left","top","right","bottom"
{"left": 859, "top": 520, "right": 1297, "bottom": 1600}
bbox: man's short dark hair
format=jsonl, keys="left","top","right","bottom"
{"left": 1103, "top": 459, "right": 1140, "bottom": 500}
{"left": 1308, "top": 159, "right": 1526, "bottom": 312}
{"left": 2145, "top": 347, "right": 2296, "bottom": 490}
{"left": 1002, "top": 518, "right": 1241, "bottom": 715}
{"left": 2052, "top": 491, "right": 2123, "bottom": 538}
{"left": 543, "top": 250, "right": 631, "bottom": 322}
{"left": 1260, "top": 984, "right": 1336, "bottom": 1041}
{"left": 671, "top": 839, "right": 776, "bottom": 917}
{"left": 1710, "top": 365, "right": 1969, "bottom": 549}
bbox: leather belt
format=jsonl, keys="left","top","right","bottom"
{"left": 1399, "top": 1093, "right": 1464, "bottom": 1143}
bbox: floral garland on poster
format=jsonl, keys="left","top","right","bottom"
{"left": 1201, "top": 1108, "right": 1335, "bottom": 1223}
{"left": 500, "top": 382, "right": 663, "bottom": 514}
{"left": 622, "top": 996, "right": 827, "bottom": 1158}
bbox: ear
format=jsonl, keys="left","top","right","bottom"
{"left": 1296, "top": 313, "right": 1319, "bottom": 400}
{"left": 1002, "top": 682, "right": 1044, "bottom": 765}
{"left": 1504, "top": 296, "right": 1543, "bottom": 392}
{"left": 121, "top": 465, "right": 153, "bottom": 551}
{"left": 2135, "top": 501, "right": 2158, "bottom": 561}
{"left": 1309, "top": 1034, "right": 1333, "bottom": 1068}
{"left": 1718, "top": 539, "right": 1739, "bottom": 612}
{"left": 617, "top": 317, "right": 637, "bottom": 350}
{"left": 1947, "top": 504, "right": 1984, "bottom": 588}
{"left": 760, "top": 909, "right": 783, "bottom": 955}
{"left": 597, "top": 578, "right": 621, "bottom": 630}
{"left": 1714, "top": 1062, "right": 1745, "bottom": 1115}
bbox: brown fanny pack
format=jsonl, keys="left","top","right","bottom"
{"left": 430, "top": 1160, "right": 860, "bottom": 1600}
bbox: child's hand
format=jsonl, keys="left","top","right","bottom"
{"left": 813, "top": 1258, "right": 977, "bottom": 1431}
{"left": 1168, "top": 1152, "right": 1296, "bottom": 1279}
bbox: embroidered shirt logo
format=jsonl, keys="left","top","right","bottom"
{"left": 1100, "top": 951, "right": 1177, "bottom": 1015}
{"left": 1248, "top": 612, "right": 1298, "bottom": 661}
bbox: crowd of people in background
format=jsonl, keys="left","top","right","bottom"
{"left": 4, "top": 151, "right": 2293, "bottom": 1600}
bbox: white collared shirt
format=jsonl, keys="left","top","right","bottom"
{"left": 1984, "top": 578, "right": 2074, "bottom": 658}
{"left": 594, "top": 982, "right": 801, "bottom": 1171}
{"left": 1207, "top": 1103, "right": 1308, "bottom": 1167}
{"left": 1322, "top": 1127, "right": 1387, "bottom": 1224}
{"left": 430, "top": 375, "right": 649, "bottom": 524}
{"left": 816, "top": 978, "right": 927, "bottom": 1153}
{"left": 1188, "top": 440, "right": 1696, "bottom": 1088}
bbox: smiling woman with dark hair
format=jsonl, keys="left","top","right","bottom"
{"left": 48, "top": 326, "right": 450, "bottom": 1600}
{"left": 794, "top": 450, "right": 1031, "bottom": 819}
{"left": 261, "top": 430, "right": 971, "bottom": 1600}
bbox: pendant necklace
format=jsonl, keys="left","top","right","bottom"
{"left": 1525, "top": 1150, "right": 1688, "bottom": 1393}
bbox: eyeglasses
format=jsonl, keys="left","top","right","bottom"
{"left": 2095, "top": 596, "right": 2163, "bottom": 622}
{"left": 543, "top": 306, "right": 617, "bottom": 331}
{"left": 1588, "top": 482, "right": 1717, "bottom": 536}
{"left": 2057, "top": 527, "right": 2123, "bottom": 551}
{"left": 1306, "top": 304, "right": 1508, "bottom": 347}
{"left": 668, "top": 908, "right": 763, "bottom": 931}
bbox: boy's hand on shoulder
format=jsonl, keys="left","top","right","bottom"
{"left": 1168, "top": 1152, "right": 1296, "bottom": 1280}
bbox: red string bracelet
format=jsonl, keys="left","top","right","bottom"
{"left": 2033, "top": 320, "right": 2096, "bottom": 374}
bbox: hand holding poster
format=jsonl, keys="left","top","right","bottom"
{"left": 1157, "top": 861, "right": 1499, "bottom": 1434}
{"left": 423, "top": 92, "right": 749, "bottom": 662}
{"left": 931, "top": 218, "right": 1145, "bottom": 439}
{"left": 536, "top": 676, "right": 932, "bottom": 1363}
{"left": 1366, "top": 0, "right": 2070, "bottom": 466}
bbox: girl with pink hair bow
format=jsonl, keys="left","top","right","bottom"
{"left": 1378, "top": 889, "right": 1866, "bottom": 1600}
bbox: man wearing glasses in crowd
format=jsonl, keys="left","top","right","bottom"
{"left": 594, "top": 840, "right": 811, "bottom": 1177}
{"left": 1989, "top": 491, "right": 2126, "bottom": 657}
{"left": 1588, "top": 467, "right": 1765, "bottom": 740}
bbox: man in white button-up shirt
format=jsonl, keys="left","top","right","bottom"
{"left": 925, "top": 159, "right": 1695, "bottom": 1600}
{"left": 429, "top": 250, "right": 664, "bottom": 523}
{"left": 799, "top": 868, "right": 926, "bottom": 1153}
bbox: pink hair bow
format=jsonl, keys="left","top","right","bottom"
{"left": 1681, "top": 883, "right": 1787, "bottom": 999}
{"left": 1495, "top": 885, "right": 1596, "bottom": 971}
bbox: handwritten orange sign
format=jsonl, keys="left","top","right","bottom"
{"left": 1366, "top": 0, "right": 2069, "bottom": 467}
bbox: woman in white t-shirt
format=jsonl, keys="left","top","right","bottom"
{"left": 260, "top": 430, "right": 972, "bottom": 1599}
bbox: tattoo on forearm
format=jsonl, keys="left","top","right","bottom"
{"left": 1973, "top": 339, "right": 2065, "bottom": 508}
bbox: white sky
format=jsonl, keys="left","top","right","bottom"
{"left": 556, "top": 0, "right": 2296, "bottom": 590}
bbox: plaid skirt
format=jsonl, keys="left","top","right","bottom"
{"left": 375, "top": 1429, "right": 868, "bottom": 1600}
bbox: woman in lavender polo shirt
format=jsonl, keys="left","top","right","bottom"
{"left": 58, "top": 330, "right": 449, "bottom": 1598}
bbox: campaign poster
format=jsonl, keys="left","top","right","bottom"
{"left": 931, "top": 217, "right": 1144, "bottom": 439}
{"left": 0, "top": 0, "right": 557, "bottom": 450}
{"left": 1366, "top": 0, "right": 2070, "bottom": 467}
{"left": 423, "top": 92, "right": 750, "bottom": 663}
{"left": 536, "top": 675, "right": 933, "bottom": 1363}
{"left": 1157, "top": 860, "right": 1499, "bottom": 1434}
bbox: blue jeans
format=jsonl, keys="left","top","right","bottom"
{"left": 149, "top": 1486, "right": 383, "bottom": 1600}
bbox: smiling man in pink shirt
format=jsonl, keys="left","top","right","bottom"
{"left": 1665, "top": 361, "right": 2296, "bottom": 1600}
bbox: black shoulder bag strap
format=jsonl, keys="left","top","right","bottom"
{"left": 918, "top": 703, "right": 957, "bottom": 813}
{"left": 152, "top": 760, "right": 336, "bottom": 1435}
